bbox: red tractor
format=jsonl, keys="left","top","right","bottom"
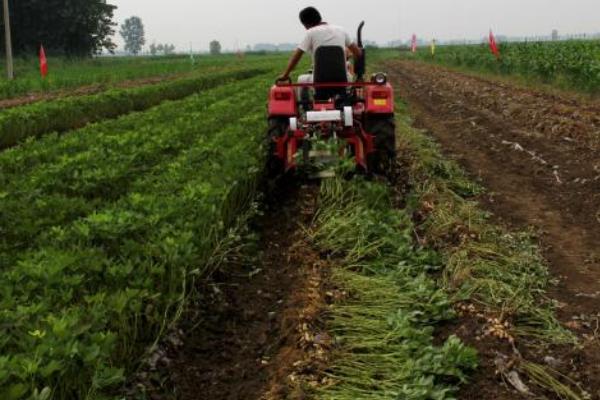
{"left": 267, "top": 22, "right": 396, "bottom": 177}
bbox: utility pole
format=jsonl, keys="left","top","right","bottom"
{"left": 3, "top": 0, "right": 14, "bottom": 80}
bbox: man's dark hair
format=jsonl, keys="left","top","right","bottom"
{"left": 299, "top": 7, "right": 322, "bottom": 28}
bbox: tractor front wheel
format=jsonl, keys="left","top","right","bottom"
{"left": 267, "top": 117, "right": 288, "bottom": 177}
{"left": 366, "top": 115, "right": 396, "bottom": 175}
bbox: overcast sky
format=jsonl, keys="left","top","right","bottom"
{"left": 112, "top": 0, "right": 600, "bottom": 51}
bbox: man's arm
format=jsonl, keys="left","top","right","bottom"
{"left": 348, "top": 43, "right": 362, "bottom": 61}
{"left": 279, "top": 48, "right": 304, "bottom": 81}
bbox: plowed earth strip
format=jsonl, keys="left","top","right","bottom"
{"left": 0, "top": 71, "right": 210, "bottom": 110}
{"left": 388, "top": 60, "right": 600, "bottom": 399}
{"left": 163, "top": 183, "right": 328, "bottom": 400}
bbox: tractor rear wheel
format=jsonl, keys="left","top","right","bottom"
{"left": 267, "top": 118, "right": 288, "bottom": 177}
{"left": 366, "top": 115, "right": 396, "bottom": 175}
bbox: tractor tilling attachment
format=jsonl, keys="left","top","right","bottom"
{"left": 267, "top": 22, "right": 396, "bottom": 178}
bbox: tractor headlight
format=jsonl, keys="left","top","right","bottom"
{"left": 371, "top": 72, "right": 387, "bottom": 85}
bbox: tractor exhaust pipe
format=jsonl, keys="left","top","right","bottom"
{"left": 355, "top": 21, "right": 366, "bottom": 82}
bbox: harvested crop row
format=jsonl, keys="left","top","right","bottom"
{"left": 394, "top": 100, "right": 573, "bottom": 344}
{"left": 0, "top": 66, "right": 269, "bottom": 149}
{"left": 0, "top": 76, "right": 272, "bottom": 400}
{"left": 0, "top": 75, "right": 271, "bottom": 268}
{"left": 308, "top": 178, "right": 477, "bottom": 398}
{"left": 392, "top": 100, "right": 586, "bottom": 398}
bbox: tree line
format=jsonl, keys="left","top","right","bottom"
{"left": 0, "top": 0, "right": 117, "bottom": 56}
{"left": 1, "top": 1, "right": 224, "bottom": 57}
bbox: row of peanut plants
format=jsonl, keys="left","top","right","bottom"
{"left": 0, "top": 66, "right": 269, "bottom": 149}
{"left": 0, "top": 72, "right": 274, "bottom": 399}
{"left": 0, "top": 53, "right": 287, "bottom": 100}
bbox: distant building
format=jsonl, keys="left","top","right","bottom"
{"left": 552, "top": 29, "right": 559, "bottom": 41}
{"left": 253, "top": 43, "right": 278, "bottom": 52}
{"left": 253, "top": 43, "right": 297, "bottom": 52}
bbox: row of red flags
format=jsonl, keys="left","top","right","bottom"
{"left": 34, "top": 31, "right": 501, "bottom": 79}
{"left": 410, "top": 30, "right": 501, "bottom": 59}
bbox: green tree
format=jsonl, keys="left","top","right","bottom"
{"left": 0, "top": 0, "right": 117, "bottom": 56}
{"left": 120, "top": 16, "right": 145, "bottom": 55}
{"left": 164, "top": 44, "right": 176, "bottom": 55}
{"left": 210, "top": 40, "right": 222, "bottom": 55}
{"left": 149, "top": 43, "right": 158, "bottom": 56}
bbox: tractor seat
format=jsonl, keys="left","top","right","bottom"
{"left": 313, "top": 46, "right": 348, "bottom": 101}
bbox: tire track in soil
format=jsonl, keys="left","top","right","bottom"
{"left": 387, "top": 60, "right": 600, "bottom": 399}
{"left": 166, "top": 182, "right": 329, "bottom": 400}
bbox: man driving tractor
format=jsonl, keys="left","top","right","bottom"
{"left": 268, "top": 8, "right": 396, "bottom": 177}
{"left": 278, "top": 7, "right": 363, "bottom": 83}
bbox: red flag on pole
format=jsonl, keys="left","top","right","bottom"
{"left": 488, "top": 30, "right": 500, "bottom": 59}
{"left": 411, "top": 34, "right": 417, "bottom": 53}
{"left": 39, "top": 45, "right": 48, "bottom": 78}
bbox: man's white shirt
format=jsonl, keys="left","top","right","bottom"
{"left": 298, "top": 24, "right": 352, "bottom": 62}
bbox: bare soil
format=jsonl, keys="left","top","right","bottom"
{"left": 387, "top": 60, "right": 600, "bottom": 399}
{"left": 157, "top": 182, "right": 330, "bottom": 400}
{"left": 0, "top": 73, "right": 196, "bottom": 109}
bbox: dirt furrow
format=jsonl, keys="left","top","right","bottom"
{"left": 0, "top": 73, "right": 199, "bottom": 109}
{"left": 388, "top": 60, "right": 600, "bottom": 397}
{"left": 163, "top": 183, "right": 328, "bottom": 400}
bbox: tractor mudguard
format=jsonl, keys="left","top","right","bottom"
{"left": 268, "top": 85, "right": 297, "bottom": 117}
{"left": 365, "top": 83, "right": 394, "bottom": 114}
